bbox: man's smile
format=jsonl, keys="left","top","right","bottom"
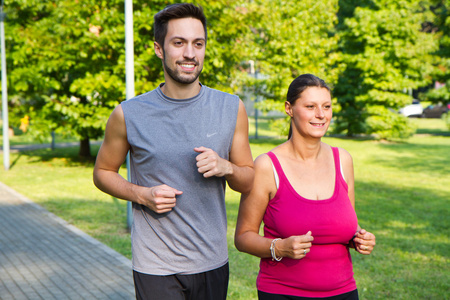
{"left": 179, "top": 62, "right": 197, "bottom": 71}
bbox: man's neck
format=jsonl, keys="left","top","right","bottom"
{"left": 160, "top": 80, "right": 201, "bottom": 99}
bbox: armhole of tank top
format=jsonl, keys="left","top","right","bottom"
{"left": 339, "top": 156, "right": 346, "bottom": 182}
{"left": 271, "top": 160, "right": 280, "bottom": 189}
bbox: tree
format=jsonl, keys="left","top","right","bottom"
{"left": 334, "top": 0, "right": 438, "bottom": 139}
{"left": 3, "top": 0, "right": 442, "bottom": 147}
{"left": 235, "top": 0, "right": 341, "bottom": 114}
{"left": 5, "top": 0, "right": 129, "bottom": 157}
{"left": 422, "top": 0, "right": 450, "bottom": 105}
{"left": 3, "top": 0, "right": 262, "bottom": 156}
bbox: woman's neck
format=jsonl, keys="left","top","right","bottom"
{"left": 287, "top": 136, "right": 323, "bottom": 161}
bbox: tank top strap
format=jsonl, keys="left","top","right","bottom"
{"left": 270, "top": 149, "right": 340, "bottom": 173}
{"left": 267, "top": 152, "right": 286, "bottom": 185}
{"left": 268, "top": 149, "right": 346, "bottom": 191}
{"left": 267, "top": 150, "right": 282, "bottom": 168}
{"left": 331, "top": 147, "right": 348, "bottom": 190}
{"left": 331, "top": 147, "right": 340, "bottom": 175}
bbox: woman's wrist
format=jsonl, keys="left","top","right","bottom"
{"left": 270, "top": 238, "right": 283, "bottom": 261}
{"left": 348, "top": 235, "right": 356, "bottom": 249}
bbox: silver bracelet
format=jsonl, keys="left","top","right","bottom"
{"left": 270, "top": 238, "right": 282, "bottom": 261}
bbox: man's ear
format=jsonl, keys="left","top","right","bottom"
{"left": 154, "top": 42, "right": 163, "bottom": 59}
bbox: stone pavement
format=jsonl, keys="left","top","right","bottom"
{"left": 0, "top": 181, "right": 135, "bottom": 300}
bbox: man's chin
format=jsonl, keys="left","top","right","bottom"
{"left": 171, "top": 74, "right": 201, "bottom": 85}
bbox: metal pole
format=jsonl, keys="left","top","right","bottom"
{"left": 254, "top": 66, "right": 258, "bottom": 139}
{"left": 125, "top": 0, "right": 135, "bottom": 230}
{"left": 254, "top": 102, "right": 258, "bottom": 139}
{"left": 1, "top": 1, "right": 9, "bottom": 171}
{"left": 51, "top": 131, "right": 55, "bottom": 150}
{"left": 249, "top": 60, "right": 258, "bottom": 139}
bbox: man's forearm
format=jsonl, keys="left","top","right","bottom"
{"left": 225, "top": 164, "right": 254, "bottom": 194}
{"left": 93, "top": 169, "right": 140, "bottom": 203}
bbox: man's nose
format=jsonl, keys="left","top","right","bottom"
{"left": 183, "top": 44, "right": 195, "bottom": 59}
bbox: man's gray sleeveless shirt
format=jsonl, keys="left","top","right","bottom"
{"left": 121, "top": 84, "right": 239, "bottom": 275}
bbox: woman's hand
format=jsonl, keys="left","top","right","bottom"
{"left": 276, "top": 231, "right": 314, "bottom": 259}
{"left": 353, "top": 229, "right": 376, "bottom": 255}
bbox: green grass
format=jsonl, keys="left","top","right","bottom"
{"left": 249, "top": 115, "right": 286, "bottom": 139}
{"left": 410, "top": 117, "right": 450, "bottom": 135}
{"left": 0, "top": 125, "right": 80, "bottom": 146}
{"left": 0, "top": 118, "right": 449, "bottom": 299}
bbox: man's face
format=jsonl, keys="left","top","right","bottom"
{"left": 158, "top": 17, "right": 206, "bottom": 85}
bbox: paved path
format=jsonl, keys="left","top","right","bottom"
{"left": 7, "top": 141, "right": 103, "bottom": 153}
{"left": 0, "top": 181, "right": 135, "bottom": 300}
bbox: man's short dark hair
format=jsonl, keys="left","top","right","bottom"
{"left": 154, "top": 3, "right": 207, "bottom": 48}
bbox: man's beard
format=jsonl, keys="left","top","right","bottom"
{"left": 163, "top": 54, "right": 202, "bottom": 84}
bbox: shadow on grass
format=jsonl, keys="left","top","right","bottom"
{"left": 355, "top": 178, "right": 448, "bottom": 258}
{"left": 352, "top": 176, "right": 449, "bottom": 298}
{"left": 8, "top": 145, "right": 103, "bottom": 169}
{"left": 415, "top": 127, "right": 450, "bottom": 136}
{"left": 368, "top": 141, "right": 450, "bottom": 176}
{"left": 10, "top": 152, "right": 23, "bottom": 169}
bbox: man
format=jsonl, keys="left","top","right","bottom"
{"left": 93, "top": 3, "right": 254, "bottom": 300}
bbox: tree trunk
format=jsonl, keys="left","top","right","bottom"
{"left": 79, "top": 137, "right": 91, "bottom": 158}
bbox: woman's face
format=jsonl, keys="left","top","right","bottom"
{"left": 285, "top": 86, "right": 332, "bottom": 139}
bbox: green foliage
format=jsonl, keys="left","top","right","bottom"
{"left": 428, "top": 0, "right": 450, "bottom": 80}
{"left": 334, "top": 0, "right": 439, "bottom": 138}
{"left": 4, "top": 0, "right": 128, "bottom": 155}
{"left": 422, "top": 80, "right": 450, "bottom": 103}
{"left": 1, "top": 0, "right": 449, "bottom": 146}
{"left": 422, "top": 1, "right": 450, "bottom": 104}
{"left": 129, "top": 1, "right": 169, "bottom": 94}
{"left": 238, "top": 0, "right": 341, "bottom": 108}
{"left": 365, "top": 105, "right": 416, "bottom": 140}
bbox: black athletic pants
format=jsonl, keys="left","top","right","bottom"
{"left": 133, "top": 262, "right": 229, "bottom": 300}
{"left": 258, "top": 289, "right": 359, "bottom": 300}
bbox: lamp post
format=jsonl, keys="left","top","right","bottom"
{"left": 125, "top": 0, "right": 134, "bottom": 229}
{"left": 249, "top": 60, "right": 258, "bottom": 139}
{"left": 1, "top": 0, "right": 9, "bottom": 171}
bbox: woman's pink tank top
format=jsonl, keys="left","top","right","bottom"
{"left": 257, "top": 147, "right": 358, "bottom": 298}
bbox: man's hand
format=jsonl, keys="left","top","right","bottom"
{"left": 194, "top": 146, "right": 232, "bottom": 178}
{"left": 138, "top": 184, "right": 183, "bottom": 214}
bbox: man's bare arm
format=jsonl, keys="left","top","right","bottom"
{"left": 93, "top": 105, "right": 182, "bottom": 213}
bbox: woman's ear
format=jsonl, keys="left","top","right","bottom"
{"left": 285, "top": 101, "right": 293, "bottom": 117}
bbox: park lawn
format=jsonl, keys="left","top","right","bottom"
{"left": 0, "top": 117, "right": 449, "bottom": 299}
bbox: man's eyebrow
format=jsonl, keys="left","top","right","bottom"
{"left": 170, "top": 36, "right": 206, "bottom": 42}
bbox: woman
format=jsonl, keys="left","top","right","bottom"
{"left": 235, "top": 74, "right": 376, "bottom": 300}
